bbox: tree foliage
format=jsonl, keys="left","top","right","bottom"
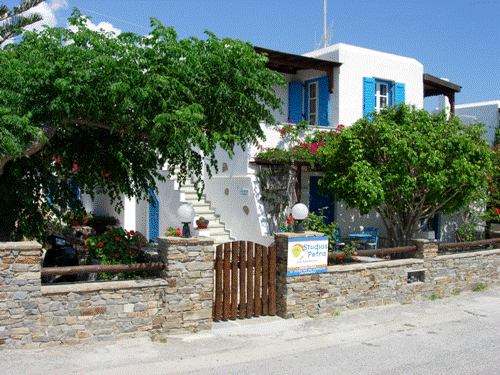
{"left": 318, "top": 104, "right": 493, "bottom": 246}
{"left": 0, "top": 9, "right": 285, "bottom": 240}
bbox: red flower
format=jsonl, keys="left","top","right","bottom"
{"left": 72, "top": 163, "right": 78, "bottom": 172}
{"left": 98, "top": 242, "right": 104, "bottom": 248}
{"left": 84, "top": 243, "right": 88, "bottom": 248}
{"left": 495, "top": 208, "right": 500, "bottom": 216}
{"left": 353, "top": 258, "right": 358, "bottom": 261}
{"left": 137, "top": 244, "right": 142, "bottom": 249}
{"left": 337, "top": 256, "right": 343, "bottom": 260}
{"left": 176, "top": 229, "right": 182, "bottom": 236}
{"left": 287, "top": 217, "right": 292, "bottom": 225}
{"left": 129, "top": 250, "right": 133, "bottom": 255}
{"left": 115, "top": 236, "right": 120, "bottom": 241}
{"left": 286, "top": 119, "right": 292, "bottom": 123}
{"left": 114, "top": 253, "right": 120, "bottom": 259}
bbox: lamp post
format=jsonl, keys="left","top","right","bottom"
{"left": 291, "top": 203, "right": 309, "bottom": 233}
{"left": 177, "top": 203, "right": 195, "bottom": 238}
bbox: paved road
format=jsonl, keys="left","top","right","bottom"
{"left": 1, "top": 287, "right": 500, "bottom": 374}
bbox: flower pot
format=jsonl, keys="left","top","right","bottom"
{"left": 196, "top": 219, "right": 209, "bottom": 230}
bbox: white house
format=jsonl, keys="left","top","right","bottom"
{"left": 455, "top": 100, "right": 500, "bottom": 146}
{"left": 81, "top": 43, "right": 461, "bottom": 246}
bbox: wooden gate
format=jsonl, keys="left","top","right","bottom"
{"left": 213, "top": 241, "right": 276, "bottom": 321}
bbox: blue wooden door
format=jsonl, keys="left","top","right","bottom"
{"left": 309, "top": 176, "right": 334, "bottom": 225}
{"left": 149, "top": 189, "right": 159, "bottom": 242}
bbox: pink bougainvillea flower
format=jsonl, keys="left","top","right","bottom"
{"left": 72, "top": 164, "right": 78, "bottom": 172}
{"left": 286, "top": 119, "right": 292, "bottom": 123}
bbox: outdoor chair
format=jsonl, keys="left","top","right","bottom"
{"left": 364, "top": 227, "right": 379, "bottom": 249}
{"left": 333, "top": 227, "right": 345, "bottom": 251}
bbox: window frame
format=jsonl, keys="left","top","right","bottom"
{"left": 308, "top": 81, "right": 319, "bottom": 126}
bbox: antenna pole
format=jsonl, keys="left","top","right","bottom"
{"left": 323, "top": 0, "right": 327, "bottom": 48}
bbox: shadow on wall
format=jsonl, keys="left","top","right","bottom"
{"left": 335, "top": 203, "right": 383, "bottom": 239}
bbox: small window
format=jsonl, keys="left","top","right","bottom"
{"left": 308, "top": 82, "right": 318, "bottom": 125}
{"left": 376, "top": 81, "right": 389, "bottom": 111}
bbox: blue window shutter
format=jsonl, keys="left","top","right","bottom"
{"left": 288, "top": 81, "right": 303, "bottom": 123}
{"left": 149, "top": 189, "right": 159, "bottom": 242}
{"left": 363, "top": 77, "right": 376, "bottom": 117}
{"left": 394, "top": 82, "right": 405, "bottom": 105}
{"left": 317, "top": 76, "right": 330, "bottom": 126}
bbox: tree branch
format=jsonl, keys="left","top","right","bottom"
{"left": 0, "top": 123, "right": 56, "bottom": 176}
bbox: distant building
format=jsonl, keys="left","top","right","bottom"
{"left": 455, "top": 101, "right": 500, "bottom": 146}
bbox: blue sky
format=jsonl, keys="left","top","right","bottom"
{"left": 4, "top": 0, "right": 500, "bottom": 112}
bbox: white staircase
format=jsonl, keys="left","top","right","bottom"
{"left": 178, "top": 179, "right": 234, "bottom": 244}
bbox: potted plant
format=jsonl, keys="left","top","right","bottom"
{"left": 62, "top": 209, "right": 93, "bottom": 227}
{"left": 87, "top": 215, "right": 119, "bottom": 235}
{"left": 196, "top": 216, "right": 209, "bottom": 229}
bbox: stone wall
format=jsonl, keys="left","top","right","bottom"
{"left": 275, "top": 234, "right": 500, "bottom": 319}
{"left": 0, "top": 237, "right": 214, "bottom": 350}
{"left": 0, "top": 241, "right": 42, "bottom": 348}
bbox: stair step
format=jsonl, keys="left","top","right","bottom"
{"left": 177, "top": 179, "right": 233, "bottom": 242}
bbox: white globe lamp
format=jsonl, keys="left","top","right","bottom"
{"left": 291, "top": 203, "right": 309, "bottom": 233}
{"left": 177, "top": 203, "right": 195, "bottom": 238}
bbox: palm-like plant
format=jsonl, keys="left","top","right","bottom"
{"left": 1, "top": 0, "right": 44, "bottom": 46}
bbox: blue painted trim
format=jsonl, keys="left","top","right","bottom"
{"left": 394, "top": 82, "right": 405, "bottom": 105}
{"left": 288, "top": 81, "right": 303, "bottom": 123}
{"left": 363, "top": 77, "right": 376, "bottom": 117}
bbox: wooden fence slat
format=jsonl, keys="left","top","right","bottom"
{"left": 222, "top": 242, "right": 231, "bottom": 320}
{"left": 262, "top": 245, "right": 269, "bottom": 316}
{"left": 268, "top": 243, "right": 277, "bottom": 316}
{"left": 214, "top": 244, "right": 223, "bottom": 321}
{"left": 239, "top": 241, "right": 246, "bottom": 319}
{"left": 213, "top": 240, "right": 277, "bottom": 321}
{"left": 231, "top": 242, "right": 239, "bottom": 320}
{"left": 246, "top": 241, "right": 254, "bottom": 318}
{"left": 254, "top": 244, "right": 262, "bottom": 317}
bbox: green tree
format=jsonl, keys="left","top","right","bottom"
{"left": 0, "top": 9, "right": 285, "bottom": 240}
{"left": 318, "top": 104, "right": 492, "bottom": 246}
{"left": 0, "top": 0, "right": 44, "bottom": 46}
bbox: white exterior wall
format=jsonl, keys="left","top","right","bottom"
{"left": 305, "top": 43, "right": 424, "bottom": 126}
{"left": 204, "top": 172, "right": 273, "bottom": 245}
{"left": 456, "top": 101, "right": 500, "bottom": 146}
